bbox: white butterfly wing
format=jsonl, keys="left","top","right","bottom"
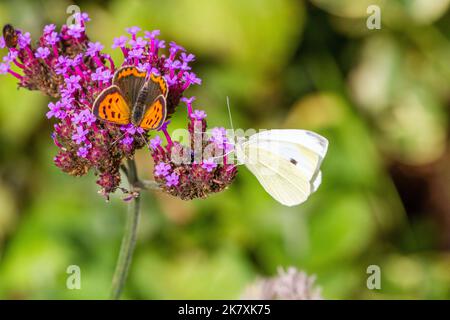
{"left": 237, "top": 130, "right": 328, "bottom": 207}
{"left": 249, "top": 129, "right": 328, "bottom": 179}
{"left": 249, "top": 129, "right": 328, "bottom": 157}
{"left": 243, "top": 146, "right": 311, "bottom": 206}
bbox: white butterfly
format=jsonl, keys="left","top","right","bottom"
{"left": 219, "top": 97, "right": 329, "bottom": 206}
{"left": 234, "top": 129, "right": 328, "bottom": 207}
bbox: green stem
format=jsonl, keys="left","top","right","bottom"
{"left": 110, "top": 158, "right": 141, "bottom": 300}
{"left": 136, "top": 179, "right": 160, "bottom": 190}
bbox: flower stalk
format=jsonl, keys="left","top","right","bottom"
{"left": 110, "top": 158, "right": 141, "bottom": 300}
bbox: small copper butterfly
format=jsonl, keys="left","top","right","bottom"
{"left": 92, "top": 65, "right": 168, "bottom": 130}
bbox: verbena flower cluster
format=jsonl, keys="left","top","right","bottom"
{"left": 150, "top": 97, "right": 237, "bottom": 200}
{"left": 0, "top": 13, "right": 236, "bottom": 199}
{"left": 242, "top": 267, "right": 322, "bottom": 300}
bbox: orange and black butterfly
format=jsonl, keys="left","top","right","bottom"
{"left": 92, "top": 65, "right": 168, "bottom": 130}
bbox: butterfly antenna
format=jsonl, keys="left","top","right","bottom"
{"left": 226, "top": 96, "right": 235, "bottom": 132}
{"left": 138, "top": 130, "right": 153, "bottom": 152}
{"left": 109, "top": 131, "right": 127, "bottom": 150}
{"left": 108, "top": 128, "right": 154, "bottom": 153}
{"left": 226, "top": 95, "right": 239, "bottom": 148}
{"left": 209, "top": 147, "right": 235, "bottom": 161}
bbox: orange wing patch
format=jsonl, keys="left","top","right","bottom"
{"left": 140, "top": 95, "right": 167, "bottom": 130}
{"left": 115, "top": 66, "right": 146, "bottom": 81}
{"left": 92, "top": 86, "right": 131, "bottom": 125}
{"left": 150, "top": 73, "right": 168, "bottom": 97}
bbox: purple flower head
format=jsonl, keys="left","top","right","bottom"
{"left": 181, "top": 96, "right": 196, "bottom": 106}
{"left": 77, "top": 146, "right": 89, "bottom": 158}
{"left": 137, "top": 62, "right": 151, "bottom": 74}
{"left": 165, "top": 172, "right": 179, "bottom": 187}
{"left": 169, "top": 41, "right": 185, "bottom": 56}
{"left": 65, "top": 75, "right": 82, "bottom": 91}
{"left": 164, "top": 59, "right": 181, "bottom": 70}
{"left": 61, "top": 95, "right": 74, "bottom": 108}
{"left": 225, "top": 139, "right": 235, "bottom": 153}
{"left": 0, "top": 63, "right": 10, "bottom": 75}
{"left": 59, "top": 87, "right": 74, "bottom": 99}
{"left": 72, "top": 126, "right": 89, "bottom": 144}
{"left": 128, "top": 48, "right": 144, "bottom": 59}
{"left": 82, "top": 13, "right": 91, "bottom": 22}
{"left": 158, "top": 120, "right": 171, "bottom": 132}
{"left": 0, "top": 36, "right": 5, "bottom": 49}
{"left": 46, "top": 101, "right": 66, "bottom": 119}
{"left": 126, "top": 26, "right": 141, "bottom": 36}
{"left": 184, "top": 72, "right": 202, "bottom": 86}
{"left": 63, "top": 54, "right": 83, "bottom": 69}
{"left": 150, "top": 136, "right": 162, "bottom": 150}
{"left": 35, "top": 47, "right": 51, "bottom": 59}
{"left": 72, "top": 109, "right": 96, "bottom": 125}
{"left": 43, "top": 24, "right": 56, "bottom": 34}
{"left": 129, "top": 37, "right": 147, "bottom": 48}
{"left": 180, "top": 53, "right": 195, "bottom": 63}
{"left": 149, "top": 67, "right": 161, "bottom": 76}
{"left": 91, "top": 67, "right": 112, "bottom": 82}
{"left": 155, "top": 162, "right": 171, "bottom": 177}
{"left": 202, "top": 158, "right": 218, "bottom": 172}
{"left": 73, "top": 12, "right": 90, "bottom": 24}
{"left": 81, "top": 13, "right": 91, "bottom": 22}
{"left": 121, "top": 136, "right": 134, "bottom": 146}
{"left": 3, "top": 50, "right": 18, "bottom": 63}
{"left": 211, "top": 127, "right": 227, "bottom": 137}
{"left": 67, "top": 24, "right": 84, "bottom": 38}
{"left": 144, "top": 30, "right": 160, "bottom": 40}
{"left": 112, "top": 36, "right": 128, "bottom": 49}
{"left": 44, "top": 31, "right": 59, "bottom": 45}
{"left": 210, "top": 127, "right": 228, "bottom": 148}
{"left": 132, "top": 126, "right": 144, "bottom": 135}
{"left": 73, "top": 53, "right": 83, "bottom": 65}
{"left": 179, "top": 62, "right": 192, "bottom": 72}
{"left": 182, "top": 96, "right": 196, "bottom": 114}
{"left": 18, "top": 32, "right": 31, "bottom": 48}
{"left": 156, "top": 39, "right": 166, "bottom": 49}
{"left": 64, "top": 57, "right": 76, "bottom": 68}
{"left": 55, "top": 56, "right": 69, "bottom": 74}
{"left": 165, "top": 74, "right": 178, "bottom": 86}
{"left": 86, "top": 41, "right": 104, "bottom": 57}
{"left": 191, "top": 109, "right": 207, "bottom": 120}
{"left": 119, "top": 124, "right": 143, "bottom": 135}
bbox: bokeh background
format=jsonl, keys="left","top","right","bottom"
{"left": 0, "top": 0, "right": 450, "bottom": 299}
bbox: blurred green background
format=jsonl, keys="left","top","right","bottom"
{"left": 0, "top": 0, "right": 450, "bottom": 299}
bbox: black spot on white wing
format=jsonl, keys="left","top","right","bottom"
{"left": 290, "top": 158, "right": 298, "bottom": 165}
